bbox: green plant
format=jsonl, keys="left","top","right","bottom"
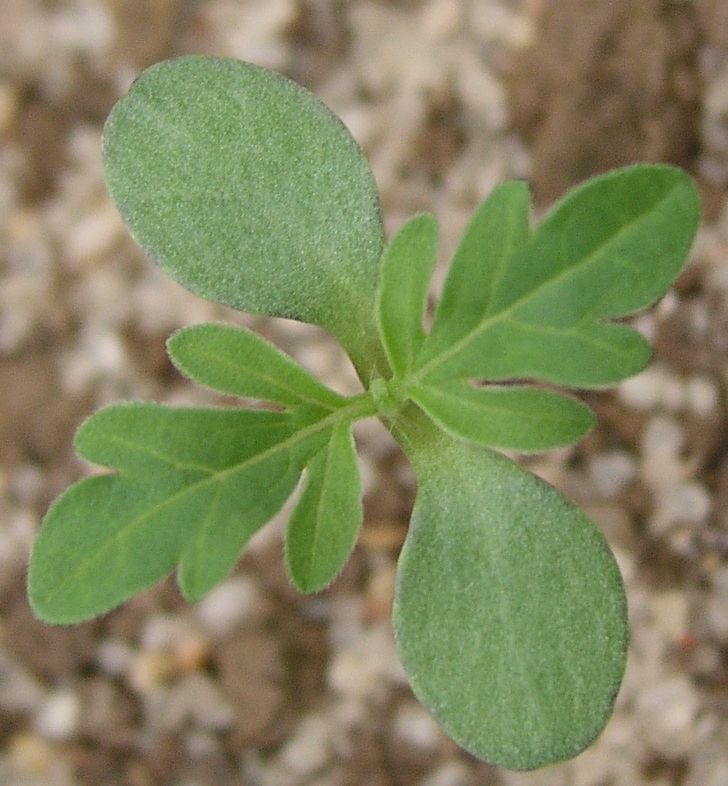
{"left": 28, "top": 56, "right": 700, "bottom": 770}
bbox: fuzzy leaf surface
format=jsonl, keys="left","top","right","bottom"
{"left": 28, "top": 403, "right": 331, "bottom": 623}
{"left": 102, "top": 56, "right": 386, "bottom": 371}
{"left": 416, "top": 164, "right": 700, "bottom": 387}
{"left": 393, "top": 417, "right": 627, "bottom": 770}
{"left": 285, "top": 423, "right": 362, "bottom": 593}
{"left": 410, "top": 382, "right": 595, "bottom": 451}
{"left": 376, "top": 213, "right": 438, "bottom": 377}
{"left": 424, "top": 180, "right": 532, "bottom": 356}
{"left": 167, "top": 322, "right": 347, "bottom": 410}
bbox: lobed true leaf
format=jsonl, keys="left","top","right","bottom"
{"left": 28, "top": 403, "right": 330, "bottom": 622}
{"left": 415, "top": 164, "right": 701, "bottom": 388}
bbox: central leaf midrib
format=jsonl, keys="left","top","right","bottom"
{"left": 299, "top": 433, "right": 337, "bottom": 585}
{"left": 183, "top": 343, "right": 345, "bottom": 409}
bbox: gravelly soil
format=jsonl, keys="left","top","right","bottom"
{"left": 2, "top": 2, "right": 728, "bottom": 785}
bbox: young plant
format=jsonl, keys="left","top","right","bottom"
{"left": 28, "top": 56, "right": 700, "bottom": 770}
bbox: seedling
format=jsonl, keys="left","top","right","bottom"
{"left": 28, "top": 56, "right": 700, "bottom": 770}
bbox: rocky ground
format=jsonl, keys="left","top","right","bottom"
{"left": 2, "top": 1, "right": 728, "bottom": 784}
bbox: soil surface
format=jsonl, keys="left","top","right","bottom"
{"left": 2, "top": 2, "right": 728, "bottom": 785}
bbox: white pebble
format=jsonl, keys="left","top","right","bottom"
{"left": 362, "top": 621, "right": 408, "bottom": 685}
{"left": 60, "top": 330, "right": 127, "bottom": 394}
{"left": 420, "top": 0, "right": 462, "bottom": 41}
{"left": 393, "top": 701, "right": 442, "bottom": 751}
{"left": 144, "top": 673, "right": 234, "bottom": 732}
{"left": 194, "top": 577, "right": 261, "bottom": 637}
{"left": 328, "top": 649, "right": 380, "bottom": 700}
{"left": 686, "top": 375, "right": 719, "bottom": 415}
{"left": 34, "top": 689, "right": 81, "bottom": 741}
{"left": 139, "top": 613, "right": 198, "bottom": 652}
{"left": 640, "top": 416, "right": 686, "bottom": 493}
{"left": 64, "top": 201, "right": 124, "bottom": 264}
{"left": 278, "top": 714, "right": 332, "bottom": 776}
{"left": 636, "top": 677, "right": 700, "bottom": 758}
{"left": 618, "top": 366, "right": 665, "bottom": 410}
{"left": 641, "top": 414, "right": 684, "bottom": 456}
{"left": 327, "top": 596, "right": 366, "bottom": 650}
{"left": 586, "top": 451, "right": 637, "bottom": 498}
{"left": 95, "top": 637, "right": 134, "bottom": 676}
{"left": 654, "top": 481, "right": 712, "bottom": 533}
{"left": 469, "top": 1, "right": 517, "bottom": 43}
{"left": 179, "top": 674, "right": 235, "bottom": 731}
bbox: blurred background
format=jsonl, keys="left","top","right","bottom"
{"left": 2, "top": 1, "right": 728, "bottom": 784}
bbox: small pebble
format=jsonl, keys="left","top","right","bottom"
{"left": 651, "top": 481, "right": 712, "bottom": 535}
{"left": 327, "top": 649, "right": 380, "bottom": 700}
{"left": 139, "top": 613, "right": 200, "bottom": 652}
{"left": 618, "top": 366, "right": 665, "bottom": 410}
{"left": 194, "top": 576, "right": 262, "bottom": 637}
{"left": 64, "top": 200, "right": 124, "bottom": 264}
{"left": 636, "top": 677, "right": 700, "bottom": 758}
{"left": 420, "top": 0, "right": 462, "bottom": 42}
{"left": 686, "top": 375, "right": 719, "bottom": 415}
{"left": 142, "top": 673, "right": 234, "bottom": 732}
{"left": 363, "top": 621, "right": 409, "bottom": 685}
{"left": 586, "top": 450, "right": 637, "bottom": 498}
{"left": 129, "top": 649, "right": 178, "bottom": 693}
{"left": 34, "top": 688, "right": 81, "bottom": 741}
{"left": 327, "top": 596, "right": 366, "bottom": 651}
{"left": 640, "top": 415, "right": 686, "bottom": 494}
{"left": 667, "top": 481, "right": 712, "bottom": 524}
{"left": 393, "top": 700, "right": 442, "bottom": 751}
{"left": 95, "top": 637, "right": 135, "bottom": 677}
{"left": 278, "top": 714, "right": 332, "bottom": 776}
{"left": 362, "top": 560, "right": 397, "bottom": 620}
